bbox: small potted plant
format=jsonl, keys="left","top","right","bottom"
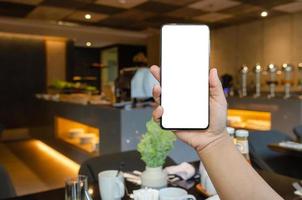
{"left": 137, "top": 119, "right": 176, "bottom": 188}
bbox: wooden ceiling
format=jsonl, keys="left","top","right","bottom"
{"left": 0, "top": 0, "right": 301, "bottom": 31}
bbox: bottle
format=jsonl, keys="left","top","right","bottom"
{"left": 235, "top": 129, "right": 250, "bottom": 161}
{"left": 226, "top": 127, "right": 236, "bottom": 144}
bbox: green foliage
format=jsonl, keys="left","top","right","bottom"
{"left": 84, "top": 85, "right": 97, "bottom": 92}
{"left": 52, "top": 80, "right": 67, "bottom": 89}
{"left": 51, "top": 80, "right": 97, "bottom": 92}
{"left": 137, "top": 119, "right": 176, "bottom": 167}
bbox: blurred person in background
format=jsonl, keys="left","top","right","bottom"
{"left": 131, "top": 52, "right": 158, "bottom": 107}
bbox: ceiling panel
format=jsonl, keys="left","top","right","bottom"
{"left": 154, "top": 0, "right": 198, "bottom": 6}
{"left": 83, "top": 3, "right": 124, "bottom": 14}
{"left": 97, "top": 17, "right": 148, "bottom": 30}
{"left": 94, "top": 0, "right": 147, "bottom": 9}
{"left": 27, "top": 6, "right": 74, "bottom": 20}
{"left": 166, "top": 7, "right": 205, "bottom": 18}
{"left": 234, "top": 0, "right": 295, "bottom": 9}
{"left": 273, "top": 1, "right": 302, "bottom": 13}
{"left": 0, "top": 0, "right": 299, "bottom": 31}
{"left": 194, "top": 12, "right": 233, "bottom": 22}
{"left": 188, "top": 0, "right": 241, "bottom": 12}
{"left": 110, "top": 9, "right": 156, "bottom": 21}
{"left": 222, "top": 4, "right": 262, "bottom": 16}
{"left": 0, "top": 0, "right": 43, "bottom": 5}
{"left": 135, "top": 1, "right": 179, "bottom": 13}
{"left": 41, "top": 0, "right": 88, "bottom": 9}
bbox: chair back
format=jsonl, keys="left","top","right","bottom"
{"left": 0, "top": 165, "right": 16, "bottom": 199}
{"left": 249, "top": 130, "right": 291, "bottom": 171}
{"left": 0, "top": 124, "right": 4, "bottom": 140}
{"left": 249, "top": 130, "right": 291, "bottom": 160}
{"left": 293, "top": 125, "right": 302, "bottom": 143}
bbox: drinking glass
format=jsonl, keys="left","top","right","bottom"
{"left": 65, "top": 175, "right": 90, "bottom": 200}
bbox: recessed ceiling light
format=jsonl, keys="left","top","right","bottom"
{"left": 85, "top": 14, "right": 91, "bottom": 20}
{"left": 260, "top": 11, "right": 268, "bottom": 18}
{"left": 86, "top": 42, "right": 92, "bottom": 47}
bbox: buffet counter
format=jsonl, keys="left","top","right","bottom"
{"left": 30, "top": 99, "right": 203, "bottom": 163}
{"left": 30, "top": 99, "right": 153, "bottom": 162}
{"left": 30, "top": 96, "right": 302, "bottom": 163}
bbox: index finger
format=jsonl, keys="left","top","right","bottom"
{"left": 150, "top": 65, "right": 160, "bottom": 82}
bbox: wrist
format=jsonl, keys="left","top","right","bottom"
{"left": 195, "top": 130, "right": 229, "bottom": 154}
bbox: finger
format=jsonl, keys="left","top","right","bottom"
{"left": 209, "top": 68, "right": 224, "bottom": 98}
{"left": 152, "top": 84, "right": 161, "bottom": 104}
{"left": 150, "top": 65, "right": 161, "bottom": 82}
{"left": 152, "top": 106, "right": 163, "bottom": 122}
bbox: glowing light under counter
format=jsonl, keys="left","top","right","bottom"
{"left": 227, "top": 109, "right": 271, "bottom": 130}
{"left": 55, "top": 116, "right": 100, "bottom": 154}
{"left": 34, "top": 140, "right": 80, "bottom": 173}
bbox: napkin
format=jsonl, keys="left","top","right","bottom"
{"left": 294, "top": 190, "right": 302, "bottom": 196}
{"left": 164, "top": 162, "right": 195, "bottom": 181}
{"left": 279, "top": 141, "right": 302, "bottom": 150}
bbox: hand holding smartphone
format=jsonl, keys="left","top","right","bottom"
{"left": 160, "top": 24, "right": 210, "bottom": 130}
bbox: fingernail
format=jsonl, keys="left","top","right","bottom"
{"left": 212, "top": 68, "right": 217, "bottom": 75}
{"left": 211, "top": 68, "right": 217, "bottom": 79}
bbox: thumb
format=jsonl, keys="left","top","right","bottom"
{"left": 209, "top": 68, "right": 225, "bottom": 100}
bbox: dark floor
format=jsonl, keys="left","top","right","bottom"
{"left": 0, "top": 139, "right": 79, "bottom": 196}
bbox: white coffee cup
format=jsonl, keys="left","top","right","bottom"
{"left": 133, "top": 188, "right": 159, "bottom": 200}
{"left": 159, "top": 187, "right": 196, "bottom": 200}
{"left": 98, "top": 170, "right": 125, "bottom": 200}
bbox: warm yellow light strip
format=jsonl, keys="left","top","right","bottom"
{"left": 0, "top": 32, "right": 67, "bottom": 41}
{"left": 228, "top": 109, "right": 271, "bottom": 121}
{"left": 34, "top": 140, "right": 80, "bottom": 173}
{"left": 227, "top": 109, "right": 271, "bottom": 130}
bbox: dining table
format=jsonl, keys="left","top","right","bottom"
{"left": 268, "top": 143, "right": 302, "bottom": 158}
{"left": 7, "top": 162, "right": 300, "bottom": 200}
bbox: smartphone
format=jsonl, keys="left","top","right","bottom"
{"left": 160, "top": 24, "right": 210, "bottom": 130}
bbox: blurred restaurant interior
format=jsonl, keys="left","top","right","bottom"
{"left": 1, "top": 0, "right": 302, "bottom": 199}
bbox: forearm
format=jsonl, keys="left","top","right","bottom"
{"left": 197, "top": 131, "right": 282, "bottom": 200}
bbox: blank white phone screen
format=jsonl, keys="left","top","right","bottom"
{"left": 161, "top": 24, "right": 209, "bottom": 129}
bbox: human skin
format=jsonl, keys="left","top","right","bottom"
{"left": 150, "top": 65, "right": 282, "bottom": 200}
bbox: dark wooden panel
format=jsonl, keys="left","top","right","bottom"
{"left": 117, "top": 44, "right": 147, "bottom": 70}
{"left": 65, "top": 40, "right": 75, "bottom": 82}
{"left": 66, "top": 45, "right": 101, "bottom": 90}
{"left": 72, "top": 47, "right": 101, "bottom": 90}
{"left": 0, "top": 35, "right": 46, "bottom": 128}
{"left": 0, "top": 2, "right": 35, "bottom": 17}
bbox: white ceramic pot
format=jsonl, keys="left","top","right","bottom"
{"left": 141, "top": 166, "right": 167, "bottom": 189}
